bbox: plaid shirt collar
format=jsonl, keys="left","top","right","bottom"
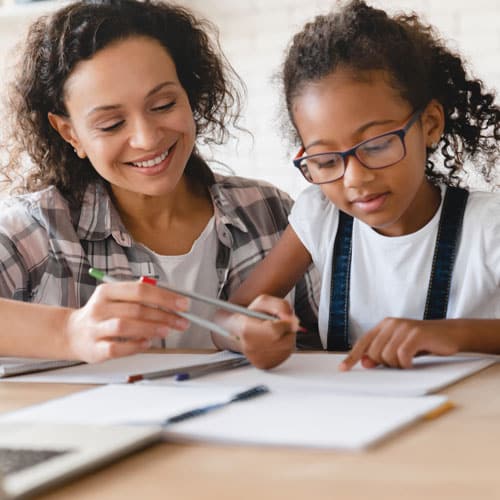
{"left": 75, "top": 175, "right": 248, "bottom": 247}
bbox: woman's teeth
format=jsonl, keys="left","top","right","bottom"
{"left": 132, "top": 148, "right": 170, "bottom": 168}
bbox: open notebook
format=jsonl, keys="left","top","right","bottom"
{"left": 0, "top": 384, "right": 451, "bottom": 451}
{"left": 0, "top": 422, "right": 161, "bottom": 499}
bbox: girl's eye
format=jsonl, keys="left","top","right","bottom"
{"left": 152, "top": 101, "right": 175, "bottom": 112}
{"left": 309, "top": 155, "right": 342, "bottom": 169}
{"left": 98, "top": 120, "right": 125, "bottom": 132}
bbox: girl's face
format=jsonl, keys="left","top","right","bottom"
{"left": 50, "top": 35, "right": 196, "bottom": 201}
{"left": 292, "top": 69, "right": 444, "bottom": 236}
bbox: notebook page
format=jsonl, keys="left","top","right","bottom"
{"left": 143, "top": 353, "right": 496, "bottom": 397}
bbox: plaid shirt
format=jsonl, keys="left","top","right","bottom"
{"left": 0, "top": 174, "right": 320, "bottom": 343}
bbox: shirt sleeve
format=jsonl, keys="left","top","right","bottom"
{"left": 0, "top": 201, "right": 48, "bottom": 301}
{"left": 288, "top": 185, "right": 339, "bottom": 276}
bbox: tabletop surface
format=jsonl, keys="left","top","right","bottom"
{"left": 1, "top": 354, "right": 499, "bottom": 500}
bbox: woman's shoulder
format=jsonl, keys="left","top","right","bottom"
{"left": 211, "top": 172, "right": 293, "bottom": 204}
{"left": 210, "top": 173, "right": 295, "bottom": 235}
{"left": 0, "top": 187, "right": 70, "bottom": 233}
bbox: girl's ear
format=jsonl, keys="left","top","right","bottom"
{"left": 48, "top": 112, "right": 87, "bottom": 159}
{"left": 421, "top": 99, "right": 445, "bottom": 148}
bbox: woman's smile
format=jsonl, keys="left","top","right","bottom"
{"left": 125, "top": 143, "right": 177, "bottom": 176}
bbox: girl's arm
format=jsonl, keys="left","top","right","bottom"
{"left": 231, "top": 225, "right": 313, "bottom": 305}
{"left": 340, "top": 318, "right": 500, "bottom": 371}
{"left": 212, "top": 226, "right": 313, "bottom": 368}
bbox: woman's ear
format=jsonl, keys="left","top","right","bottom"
{"left": 422, "top": 100, "right": 445, "bottom": 148}
{"left": 48, "top": 112, "right": 87, "bottom": 159}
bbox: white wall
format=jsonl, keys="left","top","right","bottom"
{"left": 1, "top": 0, "right": 499, "bottom": 198}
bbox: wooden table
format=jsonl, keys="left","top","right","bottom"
{"left": 1, "top": 359, "right": 499, "bottom": 500}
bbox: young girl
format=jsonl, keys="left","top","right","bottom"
{"left": 0, "top": 0, "right": 318, "bottom": 366}
{"left": 227, "top": 0, "right": 500, "bottom": 369}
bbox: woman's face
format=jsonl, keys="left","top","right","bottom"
{"left": 51, "top": 35, "right": 196, "bottom": 201}
{"left": 292, "top": 69, "right": 444, "bottom": 236}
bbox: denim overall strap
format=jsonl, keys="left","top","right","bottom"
{"left": 327, "top": 211, "right": 353, "bottom": 351}
{"left": 327, "top": 186, "right": 469, "bottom": 351}
{"left": 424, "top": 186, "right": 469, "bottom": 319}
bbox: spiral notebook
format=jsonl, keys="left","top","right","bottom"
{"left": 0, "top": 358, "right": 82, "bottom": 378}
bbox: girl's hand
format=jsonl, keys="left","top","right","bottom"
{"left": 63, "top": 282, "right": 190, "bottom": 362}
{"left": 339, "top": 318, "right": 467, "bottom": 371}
{"left": 222, "top": 295, "right": 299, "bottom": 370}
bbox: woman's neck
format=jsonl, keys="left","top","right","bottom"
{"left": 111, "top": 176, "right": 214, "bottom": 255}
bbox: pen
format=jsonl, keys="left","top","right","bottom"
{"left": 127, "top": 357, "right": 249, "bottom": 383}
{"left": 162, "top": 385, "right": 270, "bottom": 425}
{"left": 175, "top": 357, "right": 250, "bottom": 381}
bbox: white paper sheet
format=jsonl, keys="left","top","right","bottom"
{"left": 0, "top": 384, "right": 450, "bottom": 451}
{"left": 144, "top": 353, "right": 496, "bottom": 397}
{"left": 3, "top": 351, "right": 241, "bottom": 384}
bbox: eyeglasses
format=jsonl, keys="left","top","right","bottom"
{"left": 293, "top": 109, "right": 423, "bottom": 185}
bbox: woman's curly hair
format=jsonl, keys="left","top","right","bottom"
{"left": 3, "top": 0, "right": 244, "bottom": 206}
{"left": 282, "top": 0, "right": 500, "bottom": 186}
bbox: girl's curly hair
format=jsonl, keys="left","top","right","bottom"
{"left": 282, "top": 0, "right": 500, "bottom": 186}
{"left": 3, "top": 0, "right": 244, "bottom": 206}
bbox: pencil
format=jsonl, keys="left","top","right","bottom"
{"left": 174, "top": 357, "right": 250, "bottom": 381}
{"left": 89, "top": 267, "right": 276, "bottom": 322}
{"left": 89, "top": 268, "right": 236, "bottom": 340}
{"left": 127, "top": 357, "right": 248, "bottom": 383}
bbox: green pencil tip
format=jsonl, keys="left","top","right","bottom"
{"left": 89, "top": 268, "right": 105, "bottom": 280}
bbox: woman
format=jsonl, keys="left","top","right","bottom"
{"left": 0, "top": 0, "right": 318, "bottom": 367}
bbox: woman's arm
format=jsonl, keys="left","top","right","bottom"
{"left": 0, "top": 282, "right": 191, "bottom": 362}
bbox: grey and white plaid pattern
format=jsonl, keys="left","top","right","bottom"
{"left": 0, "top": 174, "right": 320, "bottom": 344}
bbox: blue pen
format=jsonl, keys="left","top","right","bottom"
{"left": 163, "top": 385, "right": 270, "bottom": 425}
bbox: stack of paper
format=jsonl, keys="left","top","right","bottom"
{"left": 1, "top": 353, "right": 495, "bottom": 450}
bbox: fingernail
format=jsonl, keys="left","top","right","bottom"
{"left": 175, "top": 318, "right": 189, "bottom": 330}
{"left": 175, "top": 298, "right": 190, "bottom": 310}
{"left": 156, "top": 326, "right": 170, "bottom": 337}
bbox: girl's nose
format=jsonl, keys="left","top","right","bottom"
{"left": 342, "top": 155, "right": 376, "bottom": 188}
{"left": 128, "top": 117, "right": 161, "bottom": 150}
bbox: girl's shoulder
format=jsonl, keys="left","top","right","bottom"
{"left": 465, "top": 189, "right": 500, "bottom": 223}
{"left": 461, "top": 189, "right": 500, "bottom": 249}
{"left": 293, "top": 184, "right": 337, "bottom": 221}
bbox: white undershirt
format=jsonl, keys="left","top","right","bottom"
{"left": 149, "top": 217, "right": 219, "bottom": 348}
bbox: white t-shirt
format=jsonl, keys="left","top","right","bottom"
{"left": 147, "top": 217, "right": 219, "bottom": 348}
{"left": 289, "top": 185, "right": 500, "bottom": 349}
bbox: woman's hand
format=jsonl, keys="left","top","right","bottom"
{"left": 339, "top": 318, "right": 468, "bottom": 371}
{"left": 217, "top": 294, "right": 299, "bottom": 370}
{"left": 63, "top": 281, "right": 191, "bottom": 362}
